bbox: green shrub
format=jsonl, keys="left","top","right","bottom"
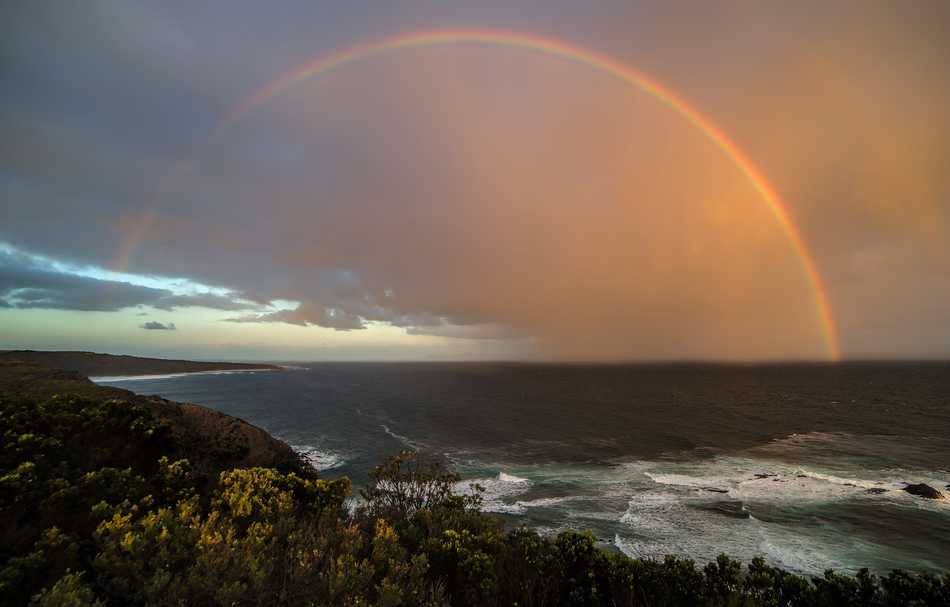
{"left": 3, "top": 392, "right": 949, "bottom": 606}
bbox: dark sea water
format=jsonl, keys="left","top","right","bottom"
{"left": 95, "top": 363, "right": 950, "bottom": 575}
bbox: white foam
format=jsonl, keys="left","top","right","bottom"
{"left": 793, "top": 469, "right": 882, "bottom": 489}
{"left": 455, "top": 471, "right": 532, "bottom": 514}
{"left": 606, "top": 451, "right": 950, "bottom": 573}
{"left": 380, "top": 424, "right": 426, "bottom": 450}
{"left": 498, "top": 472, "right": 529, "bottom": 483}
{"left": 91, "top": 368, "right": 275, "bottom": 382}
{"left": 291, "top": 444, "right": 346, "bottom": 471}
{"left": 638, "top": 457, "right": 922, "bottom": 504}
{"left": 448, "top": 441, "right": 949, "bottom": 574}
{"left": 482, "top": 502, "right": 528, "bottom": 514}
{"left": 344, "top": 495, "right": 364, "bottom": 516}
{"left": 515, "top": 496, "right": 581, "bottom": 508}
{"left": 613, "top": 534, "right": 640, "bottom": 558}
{"left": 645, "top": 472, "right": 732, "bottom": 492}
{"left": 757, "top": 534, "right": 845, "bottom": 574}
{"left": 618, "top": 487, "right": 769, "bottom": 566}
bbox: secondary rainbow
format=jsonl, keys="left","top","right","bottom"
{"left": 127, "top": 29, "right": 842, "bottom": 360}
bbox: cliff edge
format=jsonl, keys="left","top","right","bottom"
{"left": 0, "top": 357, "right": 303, "bottom": 476}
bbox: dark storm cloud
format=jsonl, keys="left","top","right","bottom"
{"left": 141, "top": 321, "right": 176, "bottom": 330}
{"left": 0, "top": 253, "right": 169, "bottom": 312}
{"left": 225, "top": 303, "right": 365, "bottom": 331}
{"left": 0, "top": 249, "right": 257, "bottom": 313}
{"left": 154, "top": 293, "right": 254, "bottom": 312}
{"left": 2, "top": 1, "right": 949, "bottom": 358}
{"left": 224, "top": 299, "right": 467, "bottom": 333}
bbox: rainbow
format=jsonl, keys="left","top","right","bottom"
{"left": 123, "top": 29, "right": 841, "bottom": 360}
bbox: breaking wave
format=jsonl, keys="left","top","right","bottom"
{"left": 92, "top": 368, "right": 274, "bottom": 382}
{"left": 455, "top": 471, "right": 532, "bottom": 514}
{"left": 380, "top": 424, "right": 427, "bottom": 450}
{"left": 450, "top": 432, "right": 948, "bottom": 574}
{"left": 291, "top": 444, "right": 347, "bottom": 471}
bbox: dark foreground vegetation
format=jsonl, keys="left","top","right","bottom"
{"left": 1, "top": 365, "right": 948, "bottom": 606}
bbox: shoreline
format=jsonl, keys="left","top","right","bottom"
{"left": 0, "top": 350, "right": 284, "bottom": 379}
{"left": 90, "top": 367, "right": 281, "bottom": 383}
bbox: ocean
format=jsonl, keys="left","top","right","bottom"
{"left": 95, "top": 362, "right": 950, "bottom": 575}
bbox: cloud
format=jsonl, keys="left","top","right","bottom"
{"left": 2, "top": 3, "right": 949, "bottom": 359}
{"left": 141, "top": 321, "right": 176, "bottom": 330}
{"left": 0, "top": 248, "right": 259, "bottom": 313}
{"left": 225, "top": 302, "right": 364, "bottom": 330}
{"left": 153, "top": 293, "right": 257, "bottom": 312}
{"left": 0, "top": 253, "right": 171, "bottom": 312}
{"left": 223, "top": 299, "right": 484, "bottom": 333}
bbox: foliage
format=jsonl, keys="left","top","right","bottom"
{"left": 2, "top": 391, "right": 949, "bottom": 606}
{"left": 358, "top": 449, "right": 481, "bottom": 524}
{"left": 28, "top": 572, "right": 104, "bottom": 607}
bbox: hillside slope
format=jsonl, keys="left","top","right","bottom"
{"left": 0, "top": 360, "right": 301, "bottom": 475}
{"left": 0, "top": 350, "right": 279, "bottom": 378}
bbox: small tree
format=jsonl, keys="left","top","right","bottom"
{"left": 358, "top": 450, "right": 481, "bottom": 524}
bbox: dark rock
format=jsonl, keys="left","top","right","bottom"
{"left": 903, "top": 483, "right": 944, "bottom": 499}
{"left": 703, "top": 487, "right": 728, "bottom": 493}
{"left": 865, "top": 488, "right": 888, "bottom": 495}
{"left": 754, "top": 473, "right": 776, "bottom": 479}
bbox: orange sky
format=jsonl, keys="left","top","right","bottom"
{"left": 1, "top": 2, "right": 948, "bottom": 360}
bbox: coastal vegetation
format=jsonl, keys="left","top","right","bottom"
{"left": 1, "top": 363, "right": 948, "bottom": 606}
{"left": 0, "top": 350, "right": 280, "bottom": 379}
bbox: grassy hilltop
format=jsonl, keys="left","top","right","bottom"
{"left": 1, "top": 357, "right": 948, "bottom": 606}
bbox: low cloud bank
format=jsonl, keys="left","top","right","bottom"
{"left": 141, "top": 321, "right": 176, "bottom": 331}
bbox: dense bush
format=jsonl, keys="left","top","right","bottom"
{"left": 2, "top": 392, "right": 949, "bottom": 606}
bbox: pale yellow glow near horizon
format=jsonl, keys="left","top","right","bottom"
{"left": 0, "top": 307, "right": 534, "bottom": 361}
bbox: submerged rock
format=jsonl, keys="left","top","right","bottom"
{"left": 697, "top": 501, "right": 750, "bottom": 519}
{"left": 865, "top": 488, "right": 888, "bottom": 495}
{"left": 903, "top": 483, "right": 944, "bottom": 499}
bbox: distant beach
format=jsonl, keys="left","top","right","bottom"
{"left": 89, "top": 367, "right": 278, "bottom": 382}
{"left": 0, "top": 350, "right": 281, "bottom": 379}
